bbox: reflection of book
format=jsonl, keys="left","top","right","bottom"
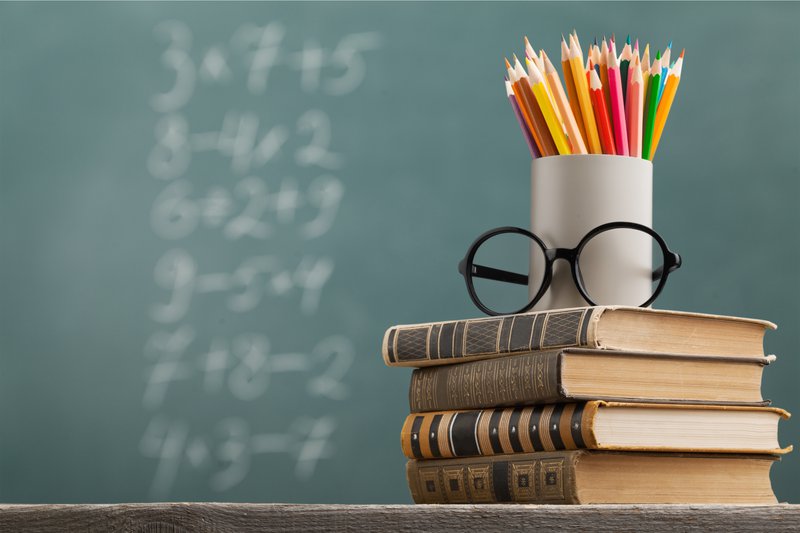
{"left": 383, "top": 306, "right": 774, "bottom": 368}
{"left": 408, "top": 349, "right": 772, "bottom": 412}
{"left": 407, "top": 450, "right": 780, "bottom": 504}
{"left": 401, "top": 402, "right": 791, "bottom": 460}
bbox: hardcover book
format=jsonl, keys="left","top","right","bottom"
{"left": 383, "top": 306, "right": 774, "bottom": 368}
{"left": 408, "top": 348, "right": 772, "bottom": 412}
{"left": 400, "top": 401, "right": 791, "bottom": 459}
{"left": 406, "top": 450, "right": 779, "bottom": 504}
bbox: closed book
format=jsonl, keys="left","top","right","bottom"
{"left": 383, "top": 306, "right": 774, "bottom": 368}
{"left": 409, "top": 348, "right": 772, "bottom": 412}
{"left": 400, "top": 401, "right": 791, "bottom": 459}
{"left": 406, "top": 450, "right": 780, "bottom": 504}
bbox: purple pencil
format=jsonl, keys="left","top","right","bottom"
{"left": 505, "top": 79, "right": 539, "bottom": 158}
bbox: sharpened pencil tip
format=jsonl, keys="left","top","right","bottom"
{"left": 668, "top": 40, "right": 673, "bottom": 49}
{"left": 626, "top": 34, "right": 631, "bottom": 45}
{"left": 680, "top": 48, "right": 685, "bottom": 58}
{"left": 524, "top": 36, "right": 530, "bottom": 46}
{"left": 656, "top": 50, "right": 661, "bottom": 60}
{"left": 561, "top": 32, "right": 566, "bottom": 42}
{"left": 634, "top": 38, "right": 639, "bottom": 50}
{"left": 505, "top": 57, "right": 512, "bottom": 69}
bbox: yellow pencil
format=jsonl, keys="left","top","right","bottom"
{"left": 650, "top": 50, "right": 683, "bottom": 158}
{"left": 526, "top": 59, "right": 571, "bottom": 155}
{"left": 569, "top": 33, "right": 602, "bottom": 154}
{"left": 542, "top": 50, "right": 587, "bottom": 154}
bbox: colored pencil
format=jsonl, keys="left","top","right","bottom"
{"left": 626, "top": 61, "right": 644, "bottom": 158}
{"left": 589, "top": 69, "right": 616, "bottom": 155}
{"left": 506, "top": 79, "right": 539, "bottom": 158}
{"left": 542, "top": 50, "right": 588, "bottom": 154}
{"left": 569, "top": 33, "right": 602, "bottom": 154}
{"left": 560, "top": 35, "right": 588, "bottom": 146}
{"left": 641, "top": 51, "right": 662, "bottom": 161}
{"left": 628, "top": 39, "right": 640, "bottom": 102}
{"left": 514, "top": 56, "right": 559, "bottom": 157}
{"left": 527, "top": 59, "right": 571, "bottom": 155}
{"left": 658, "top": 42, "right": 672, "bottom": 105}
{"left": 650, "top": 49, "right": 683, "bottom": 159}
{"left": 619, "top": 35, "right": 633, "bottom": 104}
{"left": 607, "top": 41, "right": 629, "bottom": 156}
{"left": 641, "top": 43, "right": 651, "bottom": 101}
{"left": 506, "top": 57, "right": 542, "bottom": 153}
{"left": 524, "top": 37, "right": 563, "bottom": 127}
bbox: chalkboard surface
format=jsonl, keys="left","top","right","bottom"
{"left": 1, "top": 2, "right": 798, "bottom": 504}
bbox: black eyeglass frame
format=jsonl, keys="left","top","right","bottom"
{"left": 458, "top": 221, "right": 682, "bottom": 316}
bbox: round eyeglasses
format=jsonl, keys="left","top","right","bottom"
{"left": 458, "top": 222, "right": 682, "bottom": 316}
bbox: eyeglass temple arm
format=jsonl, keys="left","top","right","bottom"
{"left": 652, "top": 253, "right": 682, "bottom": 281}
{"left": 470, "top": 263, "right": 529, "bottom": 285}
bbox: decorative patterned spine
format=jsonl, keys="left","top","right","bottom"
{"left": 401, "top": 403, "right": 596, "bottom": 459}
{"left": 406, "top": 451, "right": 583, "bottom": 504}
{"left": 383, "top": 308, "right": 595, "bottom": 367}
{"left": 408, "top": 350, "right": 563, "bottom": 412}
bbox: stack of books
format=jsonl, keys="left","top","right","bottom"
{"left": 383, "top": 306, "right": 791, "bottom": 504}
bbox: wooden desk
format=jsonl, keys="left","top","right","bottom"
{"left": 1, "top": 503, "right": 799, "bottom": 532}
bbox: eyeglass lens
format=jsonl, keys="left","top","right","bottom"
{"left": 576, "top": 227, "right": 662, "bottom": 306}
{"left": 471, "top": 231, "right": 547, "bottom": 315}
{"left": 469, "top": 227, "right": 666, "bottom": 312}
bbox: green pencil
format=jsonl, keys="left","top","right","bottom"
{"left": 619, "top": 35, "right": 632, "bottom": 103}
{"left": 642, "top": 51, "right": 662, "bottom": 161}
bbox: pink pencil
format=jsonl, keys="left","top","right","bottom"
{"left": 607, "top": 40, "right": 630, "bottom": 156}
{"left": 505, "top": 79, "right": 539, "bottom": 158}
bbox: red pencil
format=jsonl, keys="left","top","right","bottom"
{"left": 589, "top": 68, "right": 616, "bottom": 155}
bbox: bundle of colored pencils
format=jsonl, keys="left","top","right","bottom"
{"left": 505, "top": 32, "right": 683, "bottom": 161}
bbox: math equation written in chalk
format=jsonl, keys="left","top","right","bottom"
{"left": 140, "top": 20, "right": 381, "bottom": 499}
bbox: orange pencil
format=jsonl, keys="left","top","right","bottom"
{"left": 589, "top": 69, "right": 616, "bottom": 155}
{"left": 514, "top": 57, "right": 558, "bottom": 156}
{"left": 651, "top": 49, "right": 684, "bottom": 158}
{"left": 569, "top": 33, "right": 602, "bottom": 154}
{"left": 561, "top": 35, "right": 588, "bottom": 145}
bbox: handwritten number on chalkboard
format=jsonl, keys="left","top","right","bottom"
{"left": 325, "top": 32, "right": 382, "bottom": 96}
{"left": 152, "top": 21, "right": 195, "bottom": 112}
{"left": 211, "top": 418, "right": 252, "bottom": 491}
{"left": 224, "top": 177, "right": 272, "bottom": 240}
{"left": 295, "top": 110, "right": 342, "bottom": 169}
{"left": 148, "top": 114, "right": 190, "bottom": 180}
{"left": 227, "top": 334, "right": 271, "bottom": 401}
{"left": 150, "top": 250, "right": 196, "bottom": 324}
{"left": 151, "top": 180, "right": 199, "bottom": 240}
{"left": 307, "top": 336, "right": 354, "bottom": 400}
{"left": 143, "top": 326, "right": 196, "bottom": 408}
{"left": 301, "top": 175, "right": 344, "bottom": 239}
{"left": 232, "top": 22, "right": 286, "bottom": 94}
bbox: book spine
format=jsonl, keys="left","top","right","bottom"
{"left": 406, "top": 451, "right": 583, "bottom": 504}
{"left": 401, "top": 403, "right": 598, "bottom": 459}
{"left": 409, "top": 350, "right": 564, "bottom": 412}
{"left": 383, "top": 307, "right": 596, "bottom": 367}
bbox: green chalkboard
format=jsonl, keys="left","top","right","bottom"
{"left": 1, "top": 2, "right": 798, "bottom": 504}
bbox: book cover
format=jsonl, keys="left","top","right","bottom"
{"left": 401, "top": 401, "right": 791, "bottom": 459}
{"left": 383, "top": 306, "right": 774, "bottom": 368}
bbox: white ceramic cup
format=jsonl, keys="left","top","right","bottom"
{"left": 530, "top": 154, "right": 653, "bottom": 310}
